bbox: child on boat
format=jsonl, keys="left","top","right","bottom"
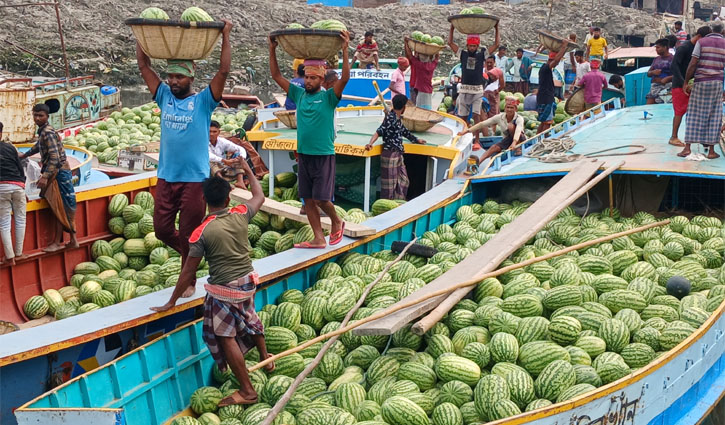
{"left": 365, "top": 94, "right": 426, "bottom": 200}
{"left": 151, "top": 159, "right": 273, "bottom": 407}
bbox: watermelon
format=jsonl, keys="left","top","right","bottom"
{"left": 108, "top": 194, "right": 129, "bottom": 217}
{"left": 190, "top": 386, "right": 222, "bottom": 414}
{"left": 122, "top": 204, "right": 145, "bottom": 224}
{"left": 133, "top": 191, "right": 154, "bottom": 210}
{"left": 181, "top": 6, "right": 214, "bottom": 22}
{"left": 435, "top": 355, "right": 481, "bottom": 386}
{"left": 24, "top": 295, "right": 50, "bottom": 319}
{"left": 43, "top": 289, "right": 65, "bottom": 315}
{"left": 381, "top": 396, "right": 429, "bottom": 425}
{"left": 139, "top": 7, "right": 169, "bottom": 19}
{"left": 534, "top": 359, "right": 576, "bottom": 401}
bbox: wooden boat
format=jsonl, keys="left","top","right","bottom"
{"left": 0, "top": 104, "right": 469, "bottom": 425}
{"left": 11, "top": 100, "right": 725, "bottom": 425}
{"left": 0, "top": 73, "right": 121, "bottom": 143}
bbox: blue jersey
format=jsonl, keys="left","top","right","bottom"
{"left": 155, "top": 83, "right": 219, "bottom": 182}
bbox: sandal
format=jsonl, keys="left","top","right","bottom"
{"left": 218, "top": 391, "right": 258, "bottom": 407}
{"left": 294, "top": 241, "right": 326, "bottom": 249}
{"left": 329, "top": 222, "right": 345, "bottom": 246}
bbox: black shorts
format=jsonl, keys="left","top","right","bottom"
{"left": 496, "top": 132, "right": 527, "bottom": 150}
{"left": 297, "top": 153, "right": 335, "bottom": 201}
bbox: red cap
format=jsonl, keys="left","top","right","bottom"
{"left": 397, "top": 57, "right": 409, "bottom": 68}
{"left": 467, "top": 35, "right": 481, "bottom": 45}
{"left": 548, "top": 51, "right": 558, "bottom": 59}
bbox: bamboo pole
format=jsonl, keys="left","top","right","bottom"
{"left": 249, "top": 219, "right": 669, "bottom": 373}
{"left": 411, "top": 160, "right": 624, "bottom": 335}
{"left": 258, "top": 239, "right": 418, "bottom": 425}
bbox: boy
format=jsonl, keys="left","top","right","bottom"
{"left": 364, "top": 94, "right": 426, "bottom": 200}
{"left": 573, "top": 50, "right": 591, "bottom": 88}
{"left": 585, "top": 27, "right": 608, "bottom": 62}
{"left": 351, "top": 31, "right": 380, "bottom": 70}
{"left": 152, "top": 159, "right": 273, "bottom": 407}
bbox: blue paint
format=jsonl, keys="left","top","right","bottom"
{"left": 624, "top": 66, "right": 652, "bottom": 106}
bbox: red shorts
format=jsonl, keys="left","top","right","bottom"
{"left": 672, "top": 87, "right": 689, "bottom": 117}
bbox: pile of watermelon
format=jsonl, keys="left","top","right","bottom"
{"left": 285, "top": 20, "right": 348, "bottom": 31}
{"left": 410, "top": 31, "right": 445, "bottom": 46}
{"left": 172, "top": 200, "right": 724, "bottom": 425}
{"left": 459, "top": 6, "right": 486, "bottom": 14}
{"left": 139, "top": 6, "right": 214, "bottom": 21}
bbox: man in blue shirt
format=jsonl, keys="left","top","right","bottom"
{"left": 269, "top": 31, "right": 351, "bottom": 249}
{"left": 136, "top": 20, "right": 232, "bottom": 297}
{"left": 284, "top": 64, "right": 305, "bottom": 110}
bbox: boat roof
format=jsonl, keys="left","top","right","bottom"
{"left": 477, "top": 104, "right": 725, "bottom": 182}
{"left": 607, "top": 46, "right": 658, "bottom": 59}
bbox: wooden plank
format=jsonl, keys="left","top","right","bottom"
{"left": 230, "top": 188, "right": 376, "bottom": 237}
{"left": 354, "top": 159, "right": 604, "bottom": 336}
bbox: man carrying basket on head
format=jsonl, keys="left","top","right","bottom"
{"left": 135, "top": 20, "right": 233, "bottom": 298}
{"left": 269, "top": 30, "right": 351, "bottom": 249}
{"left": 448, "top": 23, "right": 500, "bottom": 149}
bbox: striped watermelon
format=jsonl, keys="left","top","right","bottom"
{"left": 108, "top": 194, "right": 129, "bottom": 217}
{"left": 412, "top": 264, "right": 443, "bottom": 283}
{"left": 597, "top": 318, "right": 630, "bottom": 353}
{"left": 265, "top": 326, "right": 298, "bottom": 354}
{"left": 381, "top": 396, "right": 429, "bottom": 425}
{"left": 504, "top": 368, "right": 536, "bottom": 409}
{"left": 518, "top": 341, "right": 571, "bottom": 376}
{"left": 426, "top": 334, "right": 455, "bottom": 358}
{"left": 122, "top": 204, "right": 145, "bottom": 224}
{"left": 91, "top": 240, "right": 114, "bottom": 259}
{"left": 79, "top": 281, "right": 102, "bottom": 303}
{"left": 189, "top": 386, "right": 222, "bottom": 414}
{"left": 659, "top": 321, "right": 696, "bottom": 350}
{"left": 43, "top": 289, "right": 65, "bottom": 315}
{"left": 397, "top": 362, "right": 437, "bottom": 391}
{"left": 133, "top": 191, "right": 154, "bottom": 210}
{"left": 114, "top": 280, "right": 136, "bottom": 302}
{"left": 354, "top": 400, "right": 381, "bottom": 422}
{"left": 534, "top": 359, "right": 576, "bottom": 401}
{"left": 334, "top": 382, "right": 366, "bottom": 414}
{"left": 461, "top": 342, "right": 491, "bottom": 369}
{"left": 543, "top": 285, "right": 583, "bottom": 310}
{"left": 473, "top": 375, "right": 509, "bottom": 419}
{"left": 435, "top": 355, "right": 481, "bottom": 386}
{"left": 548, "top": 315, "right": 582, "bottom": 345}
{"left": 489, "top": 332, "right": 519, "bottom": 363}
{"left": 260, "top": 375, "right": 293, "bottom": 405}
{"left": 24, "top": 295, "right": 49, "bottom": 319}
{"left": 439, "top": 380, "right": 473, "bottom": 407}
{"left": 366, "top": 356, "right": 400, "bottom": 386}
{"left": 270, "top": 302, "right": 301, "bottom": 331}
{"left": 432, "top": 402, "right": 463, "bottom": 425}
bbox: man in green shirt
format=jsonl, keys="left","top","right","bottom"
{"left": 269, "top": 31, "right": 351, "bottom": 248}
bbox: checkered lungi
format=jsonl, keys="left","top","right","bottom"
{"left": 202, "top": 272, "right": 264, "bottom": 370}
{"left": 380, "top": 149, "right": 408, "bottom": 201}
{"left": 484, "top": 90, "right": 500, "bottom": 118}
{"left": 684, "top": 80, "right": 723, "bottom": 146}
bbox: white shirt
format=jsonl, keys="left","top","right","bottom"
{"left": 495, "top": 54, "right": 510, "bottom": 72}
{"left": 575, "top": 61, "right": 591, "bottom": 85}
{"left": 208, "top": 136, "right": 247, "bottom": 163}
{"left": 509, "top": 57, "right": 523, "bottom": 82}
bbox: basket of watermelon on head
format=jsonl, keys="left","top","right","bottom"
{"left": 537, "top": 30, "right": 581, "bottom": 53}
{"left": 406, "top": 32, "right": 446, "bottom": 56}
{"left": 448, "top": 7, "right": 499, "bottom": 35}
{"left": 125, "top": 7, "right": 225, "bottom": 60}
{"left": 270, "top": 20, "right": 348, "bottom": 60}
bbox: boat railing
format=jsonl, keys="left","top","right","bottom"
{"left": 479, "top": 97, "right": 623, "bottom": 176}
{"left": 33, "top": 75, "right": 95, "bottom": 93}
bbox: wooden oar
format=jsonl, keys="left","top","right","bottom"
{"left": 248, "top": 219, "right": 669, "bottom": 373}
{"left": 258, "top": 239, "right": 418, "bottom": 425}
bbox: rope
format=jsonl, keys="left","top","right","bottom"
{"left": 524, "top": 137, "right": 647, "bottom": 163}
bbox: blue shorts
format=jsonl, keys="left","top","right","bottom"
{"left": 536, "top": 102, "right": 557, "bottom": 123}
{"left": 56, "top": 168, "right": 77, "bottom": 211}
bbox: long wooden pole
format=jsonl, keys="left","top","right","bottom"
{"left": 411, "top": 160, "right": 624, "bottom": 335}
{"left": 258, "top": 239, "right": 418, "bottom": 425}
{"left": 248, "top": 219, "right": 669, "bottom": 373}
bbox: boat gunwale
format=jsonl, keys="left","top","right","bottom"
{"left": 15, "top": 259, "right": 725, "bottom": 423}
{"left": 0, "top": 179, "right": 464, "bottom": 366}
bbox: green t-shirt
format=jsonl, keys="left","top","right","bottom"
{"left": 288, "top": 83, "right": 340, "bottom": 155}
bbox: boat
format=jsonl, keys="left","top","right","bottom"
{"left": 12, "top": 99, "right": 725, "bottom": 425}
{"left": 0, "top": 103, "right": 472, "bottom": 424}
{"left": 0, "top": 73, "right": 121, "bottom": 143}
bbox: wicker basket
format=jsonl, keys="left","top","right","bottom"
{"left": 274, "top": 110, "right": 297, "bottom": 129}
{"left": 565, "top": 87, "right": 586, "bottom": 115}
{"left": 270, "top": 29, "right": 343, "bottom": 60}
{"left": 447, "top": 14, "right": 499, "bottom": 35}
{"left": 125, "top": 18, "right": 224, "bottom": 60}
{"left": 537, "top": 30, "right": 580, "bottom": 53}
{"left": 402, "top": 105, "right": 444, "bottom": 132}
{"left": 406, "top": 38, "right": 446, "bottom": 56}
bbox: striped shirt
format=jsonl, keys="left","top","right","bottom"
{"left": 692, "top": 33, "right": 725, "bottom": 83}
{"left": 675, "top": 29, "right": 688, "bottom": 47}
{"left": 25, "top": 123, "right": 68, "bottom": 179}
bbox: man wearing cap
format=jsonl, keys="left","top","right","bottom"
{"left": 389, "top": 57, "right": 409, "bottom": 98}
{"left": 448, "top": 23, "right": 500, "bottom": 148}
{"left": 136, "top": 20, "right": 233, "bottom": 297}
{"left": 269, "top": 31, "right": 350, "bottom": 249}
{"left": 537, "top": 42, "right": 568, "bottom": 134}
{"left": 578, "top": 59, "right": 608, "bottom": 110}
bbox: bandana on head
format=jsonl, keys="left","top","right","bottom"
{"left": 397, "top": 57, "right": 409, "bottom": 68}
{"left": 166, "top": 59, "right": 195, "bottom": 77}
{"left": 505, "top": 96, "right": 519, "bottom": 107}
{"left": 303, "top": 59, "right": 326, "bottom": 78}
{"left": 591, "top": 59, "right": 601, "bottom": 69}
{"left": 467, "top": 35, "right": 481, "bottom": 45}
{"left": 548, "top": 51, "right": 558, "bottom": 59}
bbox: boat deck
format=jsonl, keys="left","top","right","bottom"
{"left": 478, "top": 104, "right": 725, "bottom": 181}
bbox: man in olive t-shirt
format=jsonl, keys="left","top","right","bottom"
{"left": 269, "top": 31, "right": 351, "bottom": 249}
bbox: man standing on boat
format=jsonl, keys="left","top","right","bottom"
{"left": 389, "top": 57, "right": 409, "bottom": 98}
{"left": 578, "top": 59, "right": 608, "bottom": 109}
{"left": 20, "top": 104, "right": 78, "bottom": 253}
{"left": 404, "top": 40, "right": 439, "bottom": 110}
{"left": 680, "top": 23, "right": 725, "bottom": 159}
{"left": 670, "top": 26, "right": 711, "bottom": 147}
{"left": 136, "top": 20, "right": 233, "bottom": 297}
{"left": 152, "top": 164, "right": 274, "bottom": 407}
{"left": 646, "top": 39, "right": 674, "bottom": 105}
{"left": 448, "top": 23, "right": 500, "bottom": 149}
{"left": 537, "top": 42, "right": 568, "bottom": 134}
{"left": 269, "top": 31, "right": 350, "bottom": 249}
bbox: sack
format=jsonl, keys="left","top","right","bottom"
{"left": 24, "top": 160, "right": 41, "bottom": 198}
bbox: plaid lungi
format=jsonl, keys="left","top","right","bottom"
{"left": 484, "top": 90, "right": 500, "bottom": 118}
{"left": 202, "top": 272, "right": 264, "bottom": 370}
{"left": 380, "top": 149, "right": 408, "bottom": 201}
{"left": 684, "top": 80, "right": 723, "bottom": 146}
